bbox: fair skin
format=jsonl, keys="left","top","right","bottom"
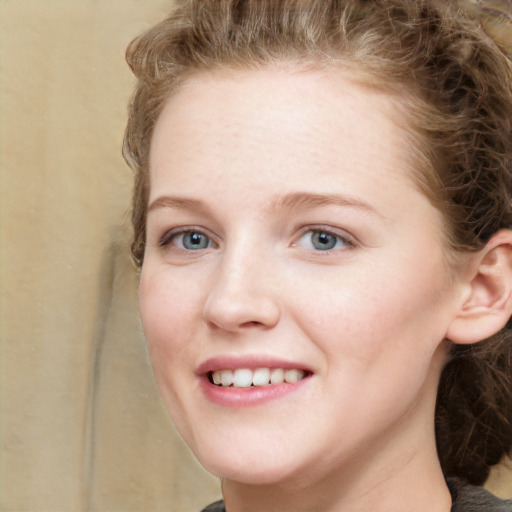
{"left": 139, "top": 66, "right": 512, "bottom": 512}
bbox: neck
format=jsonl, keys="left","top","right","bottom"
{"left": 222, "top": 445, "right": 452, "bottom": 512}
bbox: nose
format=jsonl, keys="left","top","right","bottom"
{"left": 202, "top": 250, "right": 281, "bottom": 332}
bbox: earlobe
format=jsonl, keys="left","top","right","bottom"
{"left": 446, "top": 230, "right": 512, "bottom": 345}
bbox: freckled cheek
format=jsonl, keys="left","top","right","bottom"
{"left": 295, "top": 273, "right": 440, "bottom": 360}
{"left": 315, "top": 299, "right": 388, "bottom": 355}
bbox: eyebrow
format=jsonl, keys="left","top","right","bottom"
{"left": 268, "top": 192, "right": 383, "bottom": 217}
{"left": 148, "top": 196, "right": 210, "bottom": 214}
{"left": 147, "top": 191, "right": 382, "bottom": 217}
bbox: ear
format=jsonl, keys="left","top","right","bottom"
{"left": 447, "top": 230, "right": 512, "bottom": 345}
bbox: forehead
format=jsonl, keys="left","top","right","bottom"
{"left": 149, "top": 66, "right": 412, "bottom": 196}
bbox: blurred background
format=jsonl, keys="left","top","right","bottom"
{"left": 0, "top": 1, "right": 510, "bottom": 511}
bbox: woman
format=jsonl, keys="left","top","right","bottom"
{"left": 123, "top": 1, "right": 512, "bottom": 510}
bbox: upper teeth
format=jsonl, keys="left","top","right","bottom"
{"left": 211, "top": 368, "right": 306, "bottom": 388}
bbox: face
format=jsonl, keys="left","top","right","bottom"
{"left": 140, "top": 67, "right": 465, "bottom": 487}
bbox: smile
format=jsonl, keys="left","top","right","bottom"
{"left": 209, "top": 368, "right": 306, "bottom": 388}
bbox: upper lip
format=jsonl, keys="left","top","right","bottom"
{"left": 195, "top": 355, "right": 313, "bottom": 375}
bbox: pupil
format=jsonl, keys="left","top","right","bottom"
{"left": 313, "top": 231, "right": 336, "bottom": 250}
{"left": 190, "top": 233, "right": 202, "bottom": 245}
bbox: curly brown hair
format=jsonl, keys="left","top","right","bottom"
{"left": 123, "top": 0, "right": 512, "bottom": 485}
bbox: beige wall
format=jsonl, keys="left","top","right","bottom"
{"left": 1, "top": 1, "right": 510, "bottom": 511}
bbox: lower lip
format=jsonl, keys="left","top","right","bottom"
{"left": 199, "top": 376, "right": 309, "bottom": 408}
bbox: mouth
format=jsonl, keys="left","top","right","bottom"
{"left": 208, "top": 368, "right": 310, "bottom": 388}
{"left": 198, "top": 358, "right": 313, "bottom": 406}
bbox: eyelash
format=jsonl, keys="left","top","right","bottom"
{"left": 294, "top": 226, "right": 356, "bottom": 253}
{"left": 159, "top": 227, "right": 217, "bottom": 250}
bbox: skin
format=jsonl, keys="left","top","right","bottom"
{"left": 139, "top": 67, "right": 472, "bottom": 512}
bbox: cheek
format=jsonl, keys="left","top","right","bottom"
{"left": 293, "top": 257, "right": 452, "bottom": 364}
{"left": 138, "top": 268, "right": 203, "bottom": 432}
{"left": 138, "top": 269, "right": 200, "bottom": 371}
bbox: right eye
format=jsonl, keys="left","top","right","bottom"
{"left": 160, "top": 230, "right": 214, "bottom": 251}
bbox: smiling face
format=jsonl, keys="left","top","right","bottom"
{"left": 140, "top": 67, "right": 466, "bottom": 489}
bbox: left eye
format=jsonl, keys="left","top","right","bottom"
{"left": 172, "top": 231, "right": 213, "bottom": 250}
{"left": 297, "top": 230, "right": 349, "bottom": 251}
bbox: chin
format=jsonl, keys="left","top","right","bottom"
{"left": 192, "top": 438, "right": 303, "bottom": 485}
{"left": 207, "top": 462, "right": 296, "bottom": 486}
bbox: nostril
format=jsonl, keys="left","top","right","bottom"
{"left": 240, "top": 320, "right": 265, "bottom": 328}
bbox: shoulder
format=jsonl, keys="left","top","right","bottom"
{"left": 448, "top": 478, "right": 512, "bottom": 512}
{"left": 199, "top": 500, "right": 226, "bottom": 512}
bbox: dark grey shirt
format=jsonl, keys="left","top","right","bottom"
{"left": 449, "top": 478, "right": 512, "bottom": 512}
